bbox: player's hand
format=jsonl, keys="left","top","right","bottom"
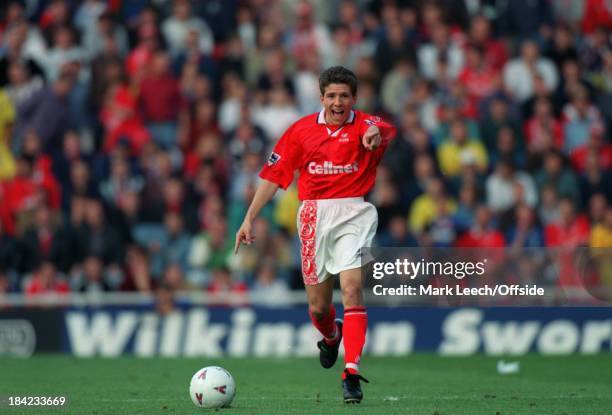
{"left": 362, "top": 126, "right": 382, "bottom": 151}
{"left": 234, "top": 220, "right": 255, "bottom": 253}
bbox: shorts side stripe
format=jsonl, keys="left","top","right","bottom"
{"left": 299, "top": 200, "right": 319, "bottom": 285}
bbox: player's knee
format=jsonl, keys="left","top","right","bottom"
{"left": 341, "top": 285, "right": 363, "bottom": 307}
{"left": 308, "top": 304, "right": 330, "bottom": 321}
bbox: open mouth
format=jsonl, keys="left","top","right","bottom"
{"left": 331, "top": 109, "right": 345, "bottom": 117}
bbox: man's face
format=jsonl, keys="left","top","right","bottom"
{"left": 320, "top": 83, "right": 356, "bottom": 125}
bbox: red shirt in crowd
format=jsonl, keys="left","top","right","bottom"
{"left": 545, "top": 214, "right": 590, "bottom": 287}
{"left": 457, "top": 65, "right": 500, "bottom": 104}
{"left": 456, "top": 228, "right": 505, "bottom": 248}
{"left": 24, "top": 276, "right": 70, "bottom": 296}
{"left": 139, "top": 74, "right": 185, "bottom": 122}
{"left": 583, "top": 0, "right": 612, "bottom": 33}
{"left": 570, "top": 144, "right": 612, "bottom": 172}
{"left": 259, "top": 110, "right": 396, "bottom": 200}
{"left": 100, "top": 84, "right": 151, "bottom": 155}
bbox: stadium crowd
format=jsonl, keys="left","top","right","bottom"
{"left": 0, "top": 0, "right": 611, "bottom": 302}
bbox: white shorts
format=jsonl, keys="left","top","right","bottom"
{"left": 297, "top": 197, "right": 378, "bottom": 285}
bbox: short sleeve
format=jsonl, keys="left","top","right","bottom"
{"left": 359, "top": 114, "right": 397, "bottom": 147}
{"left": 259, "top": 124, "right": 301, "bottom": 190}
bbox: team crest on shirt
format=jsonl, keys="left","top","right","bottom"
{"left": 364, "top": 116, "right": 381, "bottom": 126}
{"left": 267, "top": 152, "right": 281, "bottom": 166}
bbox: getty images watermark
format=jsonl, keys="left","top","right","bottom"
{"left": 361, "top": 247, "right": 612, "bottom": 306}
{"left": 371, "top": 257, "right": 544, "bottom": 297}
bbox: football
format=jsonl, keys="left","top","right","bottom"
{"left": 189, "top": 366, "right": 236, "bottom": 409}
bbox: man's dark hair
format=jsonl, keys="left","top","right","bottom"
{"left": 319, "top": 66, "right": 358, "bottom": 96}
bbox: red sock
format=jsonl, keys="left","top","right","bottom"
{"left": 343, "top": 306, "right": 367, "bottom": 377}
{"left": 309, "top": 304, "right": 339, "bottom": 345}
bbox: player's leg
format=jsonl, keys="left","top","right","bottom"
{"left": 339, "top": 266, "right": 369, "bottom": 403}
{"left": 305, "top": 276, "right": 342, "bottom": 368}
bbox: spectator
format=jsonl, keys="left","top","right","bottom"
{"left": 324, "top": 24, "right": 361, "bottom": 70}
{"left": 544, "top": 198, "right": 590, "bottom": 287}
{"left": 417, "top": 24, "right": 465, "bottom": 81}
{"left": 375, "top": 18, "right": 417, "bottom": 77}
{"left": 468, "top": 15, "right": 508, "bottom": 71}
{"left": 162, "top": 263, "right": 188, "bottom": 291}
{"left": 19, "top": 203, "right": 71, "bottom": 273}
{"left": 161, "top": 0, "right": 214, "bottom": 57}
{"left": 250, "top": 260, "right": 291, "bottom": 307}
{"left": 580, "top": 26, "right": 611, "bottom": 73}
{"left": 458, "top": 44, "right": 501, "bottom": 106}
{"left": 294, "top": 52, "right": 323, "bottom": 115}
{"left": 377, "top": 215, "right": 418, "bottom": 247}
{"left": 409, "top": 178, "right": 457, "bottom": 236}
{"left": 0, "top": 18, "right": 46, "bottom": 79}
{"left": 79, "top": 10, "right": 129, "bottom": 58}
{"left": 0, "top": 89, "right": 16, "bottom": 181}
{"left": 589, "top": 206, "right": 612, "bottom": 286}
{"left": 44, "top": 26, "right": 88, "bottom": 83}
{"left": 538, "top": 185, "right": 562, "bottom": 226}
{"left": 123, "top": 244, "right": 152, "bottom": 292}
{"left": 562, "top": 86, "right": 605, "bottom": 153}
{"left": 155, "top": 282, "right": 177, "bottom": 315}
{"left": 3, "top": 60, "right": 44, "bottom": 113}
{"left": 252, "top": 86, "right": 300, "bottom": 142}
{"left": 380, "top": 58, "right": 417, "bottom": 119}
{"left": 0, "top": 269, "right": 11, "bottom": 294}
{"left": 16, "top": 73, "right": 73, "bottom": 152}
{"left": 486, "top": 158, "right": 538, "bottom": 213}
{"left": 2, "top": 154, "right": 61, "bottom": 235}
{"left": 503, "top": 40, "right": 558, "bottom": 103}
{"left": 498, "top": 0, "right": 553, "bottom": 39}
{"left": 138, "top": 51, "right": 187, "bottom": 148}
{"left": 75, "top": 198, "right": 124, "bottom": 265}
{"left": 524, "top": 98, "right": 564, "bottom": 164}
{"left": 71, "top": 255, "right": 112, "bottom": 293}
{"left": 158, "top": 212, "right": 191, "bottom": 275}
{"left": 456, "top": 205, "right": 505, "bottom": 248}
{"left": 556, "top": 58, "right": 592, "bottom": 113}
{"left": 535, "top": 150, "right": 581, "bottom": 205}
{"left": 188, "top": 218, "right": 232, "bottom": 286}
{"left": 99, "top": 156, "right": 144, "bottom": 208}
{"left": 505, "top": 204, "right": 545, "bottom": 248}
{"left": 207, "top": 266, "right": 248, "bottom": 306}
{"left": 545, "top": 197, "right": 590, "bottom": 247}
{"left": 286, "top": 0, "right": 332, "bottom": 69}
{"left": 579, "top": 147, "right": 612, "bottom": 208}
{"left": 582, "top": 0, "right": 612, "bottom": 34}
{"left": 453, "top": 183, "right": 479, "bottom": 233}
{"left": 100, "top": 81, "right": 151, "bottom": 155}
{"left": 24, "top": 261, "right": 70, "bottom": 297}
{"left": 589, "top": 193, "right": 608, "bottom": 225}
{"left": 547, "top": 24, "right": 579, "bottom": 69}
{"left": 437, "top": 119, "right": 488, "bottom": 178}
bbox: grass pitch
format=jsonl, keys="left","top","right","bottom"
{"left": 1, "top": 355, "right": 611, "bottom": 414}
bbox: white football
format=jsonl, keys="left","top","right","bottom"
{"left": 189, "top": 366, "right": 236, "bottom": 409}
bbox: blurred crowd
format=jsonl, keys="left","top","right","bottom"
{"left": 0, "top": 0, "right": 611, "bottom": 303}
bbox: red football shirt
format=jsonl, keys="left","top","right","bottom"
{"left": 259, "top": 110, "right": 396, "bottom": 200}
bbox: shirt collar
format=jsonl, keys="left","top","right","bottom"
{"left": 317, "top": 108, "right": 355, "bottom": 125}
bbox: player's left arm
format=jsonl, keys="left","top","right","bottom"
{"left": 361, "top": 117, "right": 397, "bottom": 151}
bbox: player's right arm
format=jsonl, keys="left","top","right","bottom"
{"left": 234, "top": 123, "right": 301, "bottom": 253}
{"left": 234, "top": 179, "right": 279, "bottom": 253}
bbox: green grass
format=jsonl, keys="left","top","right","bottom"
{"left": 1, "top": 355, "right": 611, "bottom": 414}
